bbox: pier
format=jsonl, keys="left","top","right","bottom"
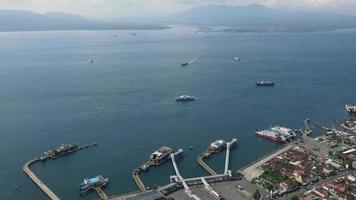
{"left": 198, "top": 138, "right": 237, "bottom": 176}
{"left": 301, "top": 118, "right": 313, "bottom": 136}
{"left": 132, "top": 168, "right": 146, "bottom": 192}
{"left": 132, "top": 148, "right": 183, "bottom": 192}
{"left": 224, "top": 138, "right": 237, "bottom": 176}
{"left": 197, "top": 154, "right": 217, "bottom": 175}
{"left": 22, "top": 158, "right": 61, "bottom": 200}
{"left": 23, "top": 143, "right": 97, "bottom": 200}
{"left": 94, "top": 187, "right": 109, "bottom": 200}
{"left": 170, "top": 152, "right": 201, "bottom": 200}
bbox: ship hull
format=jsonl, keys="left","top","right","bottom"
{"left": 256, "top": 82, "right": 274, "bottom": 86}
{"left": 255, "top": 132, "right": 286, "bottom": 144}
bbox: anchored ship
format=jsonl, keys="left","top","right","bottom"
{"left": 256, "top": 129, "right": 287, "bottom": 143}
{"left": 209, "top": 140, "right": 226, "bottom": 151}
{"left": 40, "top": 143, "right": 79, "bottom": 160}
{"left": 181, "top": 62, "right": 189, "bottom": 66}
{"left": 270, "top": 126, "right": 296, "bottom": 138}
{"left": 345, "top": 104, "right": 356, "bottom": 113}
{"left": 149, "top": 146, "right": 173, "bottom": 165}
{"left": 256, "top": 80, "right": 274, "bottom": 86}
{"left": 233, "top": 57, "right": 240, "bottom": 62}
{"left": 79, "top": 175, "right": 109, "bottom": 193}
{"left": 176, "top": 95, "right": 195, "bottom": 102}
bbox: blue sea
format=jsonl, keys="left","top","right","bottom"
{"left": 0, "top": 26, "right": 355, "bottom": 200}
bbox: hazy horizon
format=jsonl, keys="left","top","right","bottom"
{"left": 1, "top": 0, "right": 356, "bottom": 21}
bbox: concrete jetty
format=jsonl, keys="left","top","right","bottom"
{"left": 23, "top": 143, "right": 97, "bottom": 200}
{"left": 22, "top": 158, "right": 61, "bottom": 200}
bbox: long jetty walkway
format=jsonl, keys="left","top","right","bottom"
{"left": 23, "top": 158, "right": 61, "bottom": 200}
{"left": 23, "top": 143, "right": 97, "bottom": 200}
{"left": 197, "top": 138, "right": 237, "bottom": 176}
{"left": 94, "top": 187, "right": 109, "bottom": 200}
{"left": 132, "top": 169, "right": 146, "bottom": 192}
{"left": 197, "top": 154, "right": 217, "bottom": 175}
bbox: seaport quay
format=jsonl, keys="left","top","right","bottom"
{"left": 22, "top": 143, "right": 97, "bottom": 200}
{"left": 22, "top": 117, "right": 356, "bottom": 200}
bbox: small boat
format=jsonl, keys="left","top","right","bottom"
{"left": 113, "top": 34, "right": 117, "bottom": 37}
{"left": 233, "top": 57, "right": 240, "bottom": 62}
{"left": 256, "top": 80, "right": 274, "bottom": 86}
{"left": 80, "top": 175, "right": 109, "bottom": 193}
{"left": 181, "top": 62, "right": 189, "bottom": 66}
{"left": 88, "top": 59, "right": 94, "bottom": 63}
{"left": 345, "top": 104, "right": 356, "bottom": 113}
{"left": 176, "top": 95, "right": 195, "bottom": 102}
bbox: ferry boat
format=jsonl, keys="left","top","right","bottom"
{"left": 149, "top": 146, "right": 173, "bottom": 165}
{"left": 270, "top": 126, "right": 296, "bottom": 138}
{"left": 209, "top": 140, "right": 226, "bottom": 151}
{"left": 176, "top": 95, "right": 195, "bottom": 102}
{"left": 80, "top": 175, "right": 109, "bottom": 192}
{"left": 255, "top": 129, "right": 288, "bottom": 143}
{"left": 40, "top": 143, "right": 79, "bottom": 160}
{"left": 53, "top": 143, "right": 78, "bottom": 157}
{"left": 233, "top": 57, "right": 240, "bottom": 62}
{"left": 256, "top": 81, "right": 274, "bottom": 86}
{"left": 345, "top": 104, "right": 356, "bottom": 113}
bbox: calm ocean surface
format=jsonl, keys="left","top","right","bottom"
{"left": 0, "top": 26, "right": 355, "bottom": 200}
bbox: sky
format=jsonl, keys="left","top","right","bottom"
{"left": 0, "top": 0, "right": 355, "bottom": 19}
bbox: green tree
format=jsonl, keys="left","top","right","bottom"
{"left": 253, "top": 189, "right": 261, "bottom": 200}
{"left": 290, "top": 196, "right": 299, "bottom": 200}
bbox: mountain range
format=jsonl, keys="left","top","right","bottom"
{"left": 1, "top": 4, "right": 356, "bottom": 32}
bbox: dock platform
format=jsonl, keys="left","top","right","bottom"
{"left": 94, "top": 186, "right": 109, "bottom": 200}
{"left": 23, "top": 143, "right": 97, "bottom": 200}
{"left": 23, "top": 158, "right": 61, "bottom": 200}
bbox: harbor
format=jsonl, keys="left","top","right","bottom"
{"left": 22, "top": 118, "right": 356, "bottom": 200}
{"left": 22, "top": 143, "right": 97, "bottom": 200}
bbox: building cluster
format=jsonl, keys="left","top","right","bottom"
{"left": 299, "top": 173, "right": 356, "bottom": 200}
{"left": 315, "top": 127, "right": 356, "bottom": 171}
{"left": 257, "top": 146, "right": 344, "bottom": 197}
{"left": 339, "top": 119, "right": 356, "bottom": 134}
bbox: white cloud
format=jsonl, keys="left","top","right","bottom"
{"left": 0, "top": 0, "right": 355, "bottom": 18}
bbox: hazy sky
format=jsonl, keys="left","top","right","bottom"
{"left": 0, "top": 0, "right": 355, "bottom": 19}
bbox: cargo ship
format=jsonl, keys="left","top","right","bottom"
{"left": 345, "top": 104, "right": 356, "bottom": 113}
{"left": 79, "top": 175, "right": 109, "bottom": 193}
{"left": 176, "top": 95, "right": 195, "bottom": 102}
{"left": 149, "top": 146, "right": 173, "bottom": 165}
{"left": 255, "top": 129, "right": 288, "bottom": 143}
{"left": 256, "top": 81, "right": 274, "bottom": 86}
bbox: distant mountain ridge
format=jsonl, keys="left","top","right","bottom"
{"left": 163, "top": 4, "right": 356, "bottom": 31}
{"left": 0, "top": 9, "right": 167, "bottom": 31}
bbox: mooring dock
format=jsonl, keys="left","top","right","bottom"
{"left": 23, "top": 143, "right": 97, "bottom": 200}
{"left": 23, "top": 158, "right": 61, "bottom": 200}
{"left": 197, "top": 138, "right": 237, "bottom": 176}
{"left": 132, "top": 148, "right": 183, "bottom": 192}
{"left": 132, "top": 168, "right": 146, "bottom": 192}
{"left": 94, "top": 186, "right": 109, "bottom": 200}
{"left": 197, "top": 155, "right": 217, "bottom": 175}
